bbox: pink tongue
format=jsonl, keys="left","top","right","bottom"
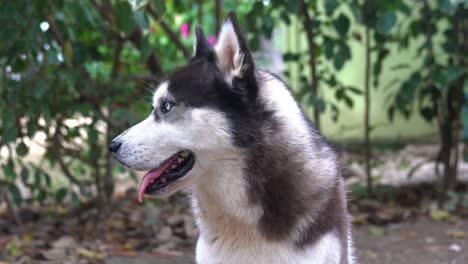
{"left": 138, "top": 155, "right": 179, "bottom": 203}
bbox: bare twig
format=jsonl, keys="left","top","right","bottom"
{"left": 45, "top": 14, "right": 65, "bottom": 47}
{"left": 215, "top": 0, "right": 222, "bottom": 35}
{"left": 197, "top": 0, "right": 203, "bottom": 25}
{"left": 300, "top": 1, "right": 320, "bottom": 130}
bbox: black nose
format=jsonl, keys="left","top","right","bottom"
{"left": 108, "top": 140, "right": 122, "bottom": 153}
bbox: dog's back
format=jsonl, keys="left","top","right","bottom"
{"left": 191, "top": 69, "right": 354, "bottom": 264}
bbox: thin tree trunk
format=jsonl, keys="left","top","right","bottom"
{"left": 440, "top": 10, "right": 467, "bottom": 202}
{"left": 300, "top": 1, "right": 320, "bottom": 130}
{"left": 364, "top": 25, "right": 372, "bottom": 195}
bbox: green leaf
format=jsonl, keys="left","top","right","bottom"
{"left": 347, "top": 87, "right": 363, "bottom": 95}
{"left": 2, "top": 111, "right": 16, "bottom": 143}
{"left": 72, "top": 43, "right": 87, "bottom": 66}
{"left": 333, "top": 43, "right": 351, "bottom": 70}
{"left": 463, "top": 101, "right": 468, "bottom": 141}
{"left": 55, "top": 188, "right": 68, "bottom": 203}
{"left": 376, "top": 11, "right": 396, "bottom": 35}
{"left": 34, "top": 170, "right": 42, "bottom": 186}
{"left": 435, "top": 66, "right": 465, "bottom": 90}
{"left": 369, "top": 226, "right": 385, "bottom": 236}
{"left": 152, "top": 0, "right": 166, "bottom": 17}
{"left": 437, "top": 0, "right": 456, "bottom": 15}
{"left": 324, "top": 0, "right": 339, "bottom": 15}
{"left": 134, "top": 10, "right": 149, "bottom": 30}
{"left": 8, "top": 184, "right": 22, "bottom": 206}
{"left": 71, "top": 191, "right": 80, "bottom": 205}
{"left": 390, "top": 63, "right": 410, "bottom": 71}
{"left": 280, "top": 11, "right": 291, "bottom": 25}
{"left": 421, "top": 106, "right": 436, "bottom": 122}
{"left": 283, "top": 52, "right": 301, "bottom": 62}
{"left": 114, "top": 0, "right": 136, "bottom": 34}
{"left": 37, "top": 191, "right": 47, "bottom": 202}
{"left": 324, "top": 38, "right": 335, "bottom": 59}
{"left": 20, "top": 167, "right": 29, "bottom": 183}
{"left": 35, "top": 79, "right": 46, "bottom": 99}
{"left": 334, "top": 13, "right": 350, "bottom": 37}
{"left": 4, "top": 160, "right": 16, "bottom": 180}
{"left": 16, "top": 141, "right": 28, "bottom": 157}
{"left": 44, "top": 173, "right": 52, "bottom": 187}
{"left": 286, "top": 0, "right": 302, "bottom": 12}
{"left": 315, "top": 98, "right": 326, "bottom": 113}
{"left": 344, "top": 95, "right": 354, "bottom": 108}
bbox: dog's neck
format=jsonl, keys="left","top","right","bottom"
{"left": 190, "top": 151, "right": 265, "bottom": 244}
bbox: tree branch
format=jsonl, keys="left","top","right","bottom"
{"left": 146, "top": 6, "right": 191, "bottom": 58}
{"left": 45, "top": 14, "right": 65, "bottom": 47}
{"left": 111, "top": 39, "right": 123, "bottom": 80}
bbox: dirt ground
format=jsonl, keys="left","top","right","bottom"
{"left": 105, "top": 218, "right": 467, "bottom": 264}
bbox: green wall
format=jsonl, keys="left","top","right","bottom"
{"left": 279, "top": 17, "right": 438, "bottom": 143}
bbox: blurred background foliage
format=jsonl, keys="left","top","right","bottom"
{"left": 0, "top": 0, "right": 467, "bottom": 214}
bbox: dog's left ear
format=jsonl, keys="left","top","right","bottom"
{"left": 214, "top": 12, "right": 255, "bottom": 84}
{"left": 194, "top": 25, "right": 215, "bottom": 60}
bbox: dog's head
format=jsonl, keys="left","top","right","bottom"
{"left": 110, "top": 12, "right": 257, "bottom": 202}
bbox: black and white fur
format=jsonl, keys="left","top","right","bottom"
{"left": 111, "top": 12, "right": 355, "bottom": 264}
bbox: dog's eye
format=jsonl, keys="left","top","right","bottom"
{"left": 161, "top": 101, "right": 174, "bottom": 113}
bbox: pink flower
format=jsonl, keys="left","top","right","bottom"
{"left": 208, "top": 36, "right": 216, "bottom": 45}
{"left": 180, "top": 23, "right": 189, "bottom": 37}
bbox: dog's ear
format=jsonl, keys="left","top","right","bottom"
{"left": 214, "top": 12, "right": 255, "bottom": 84}
{"left": 193, "top": 25, "right": 215, "bottom": 60}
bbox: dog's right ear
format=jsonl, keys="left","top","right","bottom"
{"left": 193, "top": 25, "right": 215, "bottom": 60}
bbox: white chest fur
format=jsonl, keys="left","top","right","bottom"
{"left": 195, "top": 231, "right": 342, "bottom": 264}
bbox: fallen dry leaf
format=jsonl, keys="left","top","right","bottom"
{"left": 446, "top": 230, "right": 468, "bottom": 239}
{"left": 77, "top": 248, "right": 105, "bottom": 259}
{"left": 430, "top": 209, "right": 451, "bottom": 221}
{"left": 22, "top": 233, "right": 33, "bottom": 241}
{"left": 400, "top": 230, "right": 417, "bottom": 239}
{"left": 352, "top": 213, "right": 369, "bottom": 225}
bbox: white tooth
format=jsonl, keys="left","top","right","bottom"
{"left": 178, "top": 158, "right": 183, "bottom": 163}
{"left": 171, "top": 164, "right": 177, "bottom": 169}
{"left": 181, "top": 151, "right": 189, "bottom": 158}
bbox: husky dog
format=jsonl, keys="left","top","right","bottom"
{"left": 109, "top": 12, "right": 354, "bottom": 264}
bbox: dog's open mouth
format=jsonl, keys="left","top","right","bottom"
{"left": 138, "top": 150, "right": 195, "bottom": 203}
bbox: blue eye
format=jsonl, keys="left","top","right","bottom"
{"left": 161, "top": 101, "right": 174, "bottom": 113}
